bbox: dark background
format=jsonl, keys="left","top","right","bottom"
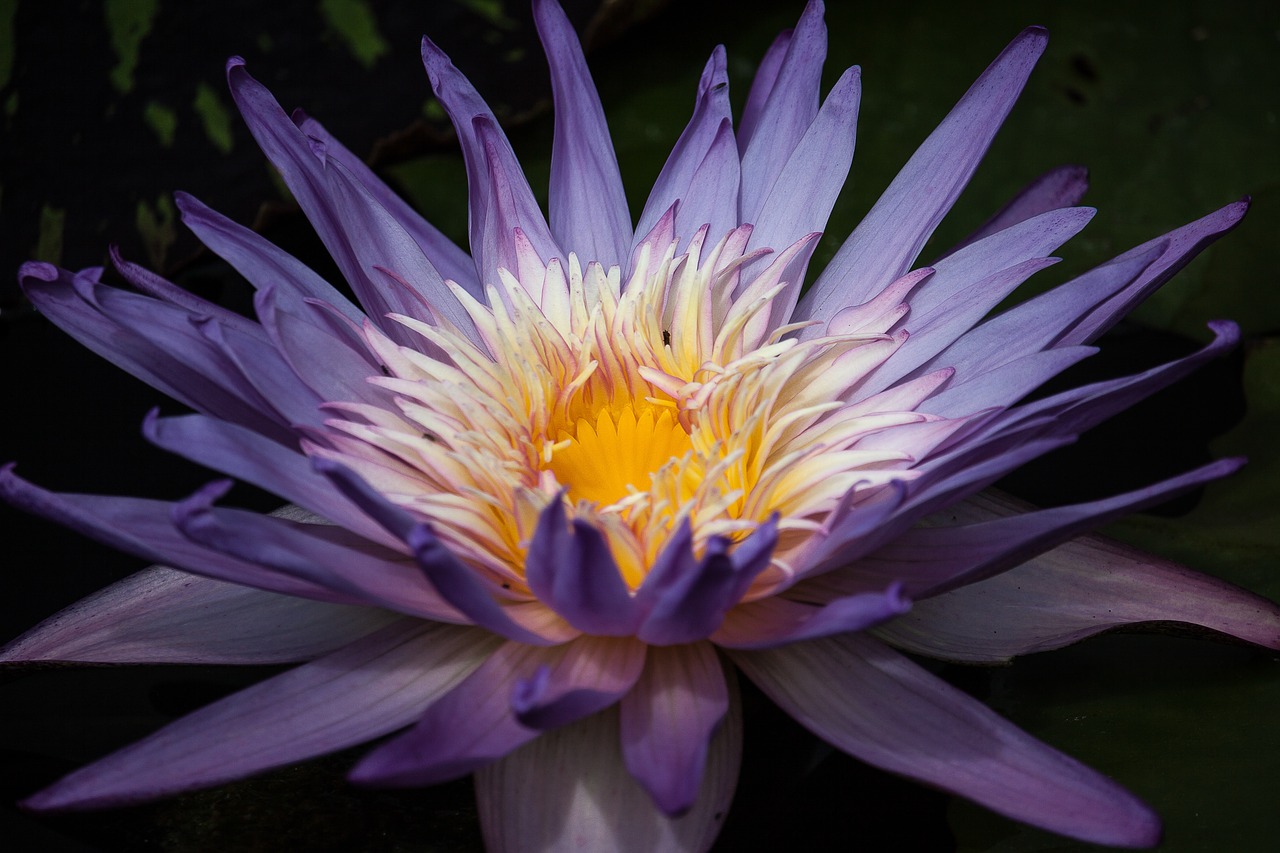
{"left": 2, "top": 0, "right": 1278, "bottom": 849}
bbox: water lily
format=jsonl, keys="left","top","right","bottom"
{"left": 4, "top": 0, "right": 1277, "bottom": 849}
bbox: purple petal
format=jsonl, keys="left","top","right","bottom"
{"left": 22, "top": 620, "right": 496, "bottom": 811}
{"left": 19, "top": 263, "right": 292, "bottom": 442}
{"left": 476, "top": 678, "right": 741, "bottom": 853}
{"left": 711, "top": 585, "right": 909, "bottom": 649}
{"left": 534, "top": 0, "right": 631, "bottom": 267}
{"left": 1, "top": 468, "right": 358, "bottom": 605}
{"left": 797, "top": 27, "right": 1049, "bottom": 327}
{"left": 918, "top": 345, "right": 1097, "bottom": 418}
{"left": 143, "top": 412, "right": 395, "bottom": 548}
{"left": 511, "top": 636, "right": 646, "bottom": 729}
{"left": 806, "top": 458, "right": 1244, "bottom": 601}
{"left": 938, "top": 164, "right": 1090, "bottom": 258}
{"left": 745, "top": 63, "right": 859, "bottom": 265}
{"left": 675, "top": 118, "right": 742, "bottom": 249}
{"left": 0, "top": 566, "right": 393, "bottom": 665}
{"left": 876, "top": 492, "right": 1280, "bottom": 662}
{"left": 351, "top": 636, "right": 636, "bottom": 786}
{"left": 109, "top": 245, "right": 268, "bottom": 338}
{"left": 173, "top": 191, "right": 364, "bottom": 322}
{"left": 619, "top": 643, "right": 728, "bottom": 816}
{"left": 1056, "top": 199, "right": 1249, "bottom": 346}
{"left": 730, "top": 633, "right": 1161, "bottom": 847}
{"left": 738, "top": 28, "right": 793, "bottom": 154}
{"left": 172, "top": 493, "right": 465, "bottom": 623}
{"left": 291, "top": 111, "right": 479, "bottom": 295}
{"left": 635, "top": 518, "right": 779, "bottom": 645}
{"left": 632, "top": 46, "right": 731, "bottom": 258}
{"left": 525, "top": 498, "right": 638, "bottom": 635}
{"left": 420, "top": 38, "right": 561, "bottom": 284}
{"left": 738, "top": 0, "right": 827, "bottom": 224}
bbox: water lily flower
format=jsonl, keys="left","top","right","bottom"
{"left": 4, "top": 0, "right": 1277, "bottom": 849}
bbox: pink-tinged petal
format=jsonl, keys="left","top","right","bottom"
{"left": 351, "top": 636, "right": 637, "bottom": 786}
{"left": 292, "top": 111, "right": 480, "bottom": 295}
{"left": 875, "top": 492, "right": 1280, "bottom": 663}
{"left": 632, "top": 47, "right": 730, "bottom": 259}
{"left": 797, "top": 27, "right": 1049, "bottom": 327}
{"left": 534, "top": 0, "right": 630, "bottom": 268}
{"left": 730, "top": 633, "right": 1161, "bottom": 847}
{"left": 172, "top": 491, "right": 466, "bottom": 623}
{"left": 804, "top": 459, "right": 1243, "bottom": 602}
{"left": 22, "top": 620, "right": 497, "bottom": 811}
{"left": 173, "top": 191, "right": 364, "bottom": 322}
{"left": 0, "top": 468, "right": 359, "bottom": 606}
{"left": 619, "top": 643, "right": 728, "bottom": 816}
{"left": 712, "top": 586, "right": 909, "bottom": 649}
{"left": 1056, "top": 199, "right": 1249, "bottom": 346}
{"left": 939, "top": 164, "right": 1090, "bottom": 258}
{"left": 746, "top": 63, "right": 859, "bottom": 276}
{"left": 0, "top": 566, "right": 393, "bottom": 665}
{"left": 476, "top": 678, "right": 742, "bottom": 853}
{"left": 526, "top": 498, "right": 638, "bottom": 635}
{"left": 738, "top": 0, "right": 827, "bottom": 224}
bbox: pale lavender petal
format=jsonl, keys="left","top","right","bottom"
{"left": 738, "top": 0, "right": 827, "bottom": 224}
{"left": 746, "top": 63, "right": 859, "bottom": 266}
{"left": 476, "top": 678, "right": 741, "bottom": 853}
{"left": 711, "top": 585, "right": 909, "bottom": 649}
{"left": 534, "top": 0, "right": 631, "bottom": 268}
{"left": 904, "top": 206, "right": 1095, "bottom": 321}
{"left": 174, "top": 191, "right": 364, "bottom": 322}
{"left": 939, "top": 164, "right": 1090, "bottom": 257}
{"left": 797, "top": 27, "right": 1049, "bottom": 327}
{"left": 731, "top": 633, "right": 1161, "bottom": 847}
{"left": 292, "top": 111, "right": 479, "bottom": 294}
{"left": 636, "top": 518, "right": 779, "bottom": 645}
{"left": 526, "top": 498, "right": 638, "bottom": 636}
{"left": 351, "top": 636, "right": 635, "bottom": 786}
{"left": 674, "top": 118, "right": 741, "bottom": 248}
{"left": 918, "top": 345, "right": 1097, "bottom": 418}
{"left": 619, "top": 642, "right": 728, "bottom": 816}
{"left": 876, "top": 493, "right": 1280, "bottom": 662}
{"left": 23, "top": 620, "right": 497, "bottom": 811}
{"left": 0, "top": 566, "right": 394, "bottom": 665}
{"left": 737, "top": 28, "right": 793, "bottom": 153}
{"left": 1, "top": 468, "right": 357, "bottom": 605}
{"left": 632, "top": 46, "right": 730, "bottom": 257}
{"left": 109, "top": 245, "right": 268, "bottom": 338}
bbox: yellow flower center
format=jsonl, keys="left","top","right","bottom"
{"left": 546, "top": 403, "right": 695, "bottom": 510}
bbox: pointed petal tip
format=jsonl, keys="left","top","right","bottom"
{"left": 18, "top": 260, "right": 58, "bottom": 282}
{"left": 225, "top": 56, "right": 246, "bottom": 74}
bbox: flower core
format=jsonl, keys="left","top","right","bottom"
{"left": 318, "top": 227, "right": 927, "bottom": 597}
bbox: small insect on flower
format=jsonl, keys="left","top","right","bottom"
{"left": 4, "top": 1, "right": 1277, "bottom": 850}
